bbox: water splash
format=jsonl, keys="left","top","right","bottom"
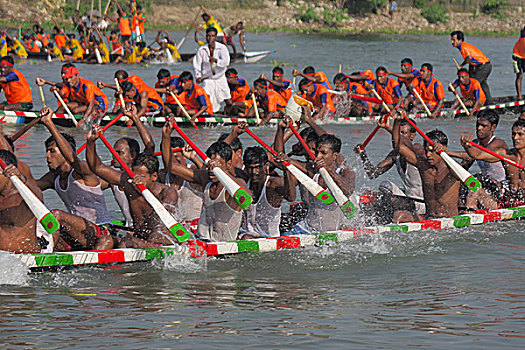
{"left": 153, "top": 244, "right": 208, "bottom": 273}
{"left": 0, "top": 251, "right": 29, "bottom": 285}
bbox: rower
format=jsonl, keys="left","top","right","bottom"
{"left": 160, "top": 127, "right": 204, "bottom": 234}
{"left": 387, "top": 58, "right": 420, "bottom": 92}
{"left": 4, "top": 33, "right": 28, "bottom": 59}
{"left": 176, "top": 71, "right": 213, "bottom": 122}
{"left": 193, "top": 27, "right": 231, "bottom": 113}
{"left": 366, "top": 66, "right": 402, "bottom": 113}
{"left": 261, "top": 66, "right": 292, "bottom": 102}
{"left": 512, "top": 26, "right": 525, "bottom": 100}
{"left": 52, "top": 22, "right": 67, "bottom": 52}
{"left": 134, "top": 42, "right": 151, "bottom": 63}
{"left": 354, "top": 117, "right": 425, "bottom": 223}
{"left": 86, "top": 124, "right": 180, "bottom": 249}
{"left": 155, "top": 68, "right": 182, "bottom": 116}
{"left": 333, "top": 72, "right": 371, "bottom": 117}
{"left": 118, "top": 80, "right": 164, "bottom": 119}
{"left": 36, "top": 63, "right": 108, "bottom": 126}
{"left": 224, "top": 68, "right": 253, "bottom": 116}
{"left": 447, "top": 110, "right": 507, "bottom": 210}
{"left": 283, "top": 130, "right": 355, "bottom": 235}
{"left": 293, "top": 66, "right": 332, "bottom": 90}
{"left": 64, "top": 34, "right": 84, "bottom": 61}
{"left": 451, "top": 30, "right": 492, "bottom": 98}
{"left": 392, "top": 112, "right": 461, "bottom": 221}
{"left": 0, "top": 56, "right": 33, "bottom": 111}
{"left": 115, "top": 3, "right": 132, "bottom": 44}
{"left": 199, "top": 5, "right": 224, "bottom": 38}
{"left": 298, "top": 78, "right": 335, "bottom": 120}
{"left": 162, "top": 121, "right": 251, "bottom": 242}
{"left": 222, "top": 21, "right": 245, "bottom": 57}
{"left": 460, "top": 119, "right": 525, "bottom": 207}
{"left": 219, "top": 129, "right": 245, "bottom": 171}
{"left": 36, "top": 107, "right": 111, "bottom": 227}
{"left": 448, "top": 68, "right": 486, "bottom": 118}
{"left": 239, "top": 145, "right": 295, "bottom": 239}
{"left": 404, "top": 63, "right": 445, "bottom": 119}
{"left": 155, "top": 30, "right": 182, "bottom": 62}
{"left": 247, "top": 78, "right": 286, "bottom": 124}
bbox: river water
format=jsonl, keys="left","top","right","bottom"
{"left": 0, "top": 31, "right": 524, "bottom": 348}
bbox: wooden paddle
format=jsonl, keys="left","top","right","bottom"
{"left": 411, "top": 88, "right": 432, "bottom": 117}
{"left": 114, "top": 78, "right": 127, "bottom": 110}
{"left": 76, "top": 113, "right": 124, "bottom": 154}
{"left": 10, "top": 115, "right": 44, "bottom": 142}
{"left": 245, "top": 127, "right": 335, "bottom": 205}
{"left": 171, "top": 122, "right": 253, "bottom": 210}
{"left": 370, "top": 88, "right": 391, "bottom": 112}
{"left": 453, "top": 57, "right": 461, "bottom": 70}
{"left": 98, "top": 133, "right": 191, "bottom": 243}
{"left": 177, "top": 10, "right": 202, "bottom": 50}
{"left": 0, "top": 157, "right": 59, "bottom": 234}
{"left": 39, "top": 85, "right": 46, "bottom": 107}
{"left": 468, "top": 141, "right": 524, "bottom": 170}
{"left": 402, "top": 115, "right": 481, "bottom": 192}
{"left": 53, "top": 90, "right": 78, "bottom": 126}
{"left": 288, "top": 122, "right": 355, "bottom": 217}
{"left": 251, "top": 93, "right": 261, "bottom": 125}
{"left": 168, "top": 91, "right": 199, "bottom": 129}
{"left": 448, "top": 83, "right": 470, "bottom": 115}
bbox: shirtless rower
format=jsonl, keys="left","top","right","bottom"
{"left": 36, "top": 63, "right": 108, "bottom": 126}
{"left": 162, "top": 120, "right": 251, "bottom": 242}
{"left": 293, "top": 66, "right": 332, "bottom": 90}
{"left": 224, "top": 68, "right": 252, "bottom": 116}
{"left": 460, "top": 119, "right": 525, "bottom": 207}
{"left": 160, "top": 127, "right": 204, "bottom": 233}
{"left": 247, "top": 78, "right": 287, "bottom": 124}
{"left": 280, "top": 128, "right": 355, "bottom": 235}
{"left": 448, "top": 68, "right": 486, "bottom": 118}
{"left": 222, "top": 21, "right": 245, "bottom": 57}
{"left": 354, "top": 117, "right": 425, "bottom": 223}
{"left": 392, "top": 112, "right": 461, "bottom": 221}
{"left": 445, "top": 110, "right": 507, "bottom": 211}
{"left": 0, "top": 56, "right": 33, "bottom": 111}
{"left": 86, "top": 125, "right": 180, "bottom": 248}
{"left": 366, "top": 66, "right": 403, "bottom": 113}
{"left": 298, "top": 78, "right": 335, "bottom": 120}
{"left": 404, "top": 63, "right": 445, "bottom": 119}
{"left": 36, "top": 107, "right": 111, "bottom": 226}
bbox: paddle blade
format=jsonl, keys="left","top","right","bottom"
{"left": 464, "top": 175, "right": 482, "bottom": 192}
{"left": 315, "top": 189, "right": 336, "bottom": 205}
{"left": 169, "top": 222, "right": 192, "bottom": 243}
{"left": 340, "top": 200, "right": 357, "bottom": 219}
{"left": 233, "top": 188, "right": 253, "bottom": 210}
{"left": 40, "top": 212, "right": 60, "bottom": 234}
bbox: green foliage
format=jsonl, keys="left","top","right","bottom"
{"left": 413, "top": 0, "right": 428, "bottom": 9}
{"left": 297, "top": 5, "right": 320, "bottom": 23}
{"left": 343, "top": 0, "right": 387, "bottom": 15}
{"left": 322, "top": 8, "right": 349, "bottom": 26}
{"left": 421, "top": 3, "right": 449, "bottom": 24}
{"left": 480, "top": 0, "right": 508, "bottom": 19}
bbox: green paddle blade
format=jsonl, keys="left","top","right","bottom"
{"left": 233, "top": 188, "right": 253, "bottom": 210}
{"left": 340, "top": 200, "right": 357, "bottom": 219}
{"left": 315, "top": 190, "right": 335, "bottom": 205}
{"left": 465, "top": 175, "right": 481, "bottom": 192}
{"left": 40, "top": 212, "right": 60, "bottom": 234}
{"left": 169, "top": 223, "right": 191, "bottom": 243}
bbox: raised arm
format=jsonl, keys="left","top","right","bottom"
{"left": 128, "top": 107, "right": 154, "bottom": 153}
{"left": 392, "top": 115, "right": 418, "bottom": 166}
{"left": 86, "top": 125, "right": 124, "bottom": 186}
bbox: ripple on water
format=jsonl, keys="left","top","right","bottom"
{"left": 0, "top": 251, "right": 29, "bottom": 286}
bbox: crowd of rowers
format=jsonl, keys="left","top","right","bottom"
{"left": 0, "top": 32, "right": 501, "bottom": 125}
{"left": 2, "top": 89, "right": 525, "bottom": 255}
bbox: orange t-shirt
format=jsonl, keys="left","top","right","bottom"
{"left": 453, "top": 77, "right": 486, "bottom": 105}
{"left": 118, "top": 13, "right": 132, "bottom": 36}
{"left": 301, "top": 83, "right": 335, "bottom": 113}
{"left": 458, "top": 42, "right": 490, "bottom": 66}
{"left": 513, "top": 29, "right": 525, "bottom": 59}
{"left": 180, "top": 84, "right": 213, "bottom": 115}
{"left": 60, "top": 76, "right": 108, "bottom": 112}
{"left": 0, "top": 68, "right": 33, "bottom": 104}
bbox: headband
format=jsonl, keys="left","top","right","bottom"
{"left": 228, "top": 74, "right": 238, "bottom": 78}
{"left": 302, "top": 80, "right": 314, "bottom": 89}
{"left": 376, "top": 72, "right": 388, "bottom": 76}
{"left": 273, "top": 72, "right": 283, "bottom": 76}
{"left": 254, "top": 81, "right": 267, "bottom": 89}
{"left": 420, "top": 66, "right": 431, "bottom": 73}
{"left": 0, "top": 60, "right": 13, "bottom": 67}
{"left": 401, "top": 62, "right": 412, "bottom": 67}
{"left": 458, "top": 71, "right": 469, "bottom": 77}
{"left": 335, "top": 80, "right": 347, "bottom": 86}
{"left": 62, "top": 66, "right": 79, "bottom": 78}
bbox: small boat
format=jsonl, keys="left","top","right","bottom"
{"left": 9, "top": 205, "right": 525, "bottom": 271}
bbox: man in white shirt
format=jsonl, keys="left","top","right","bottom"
{"left": 193, "top": 27, "right": 231, "bottom": 113}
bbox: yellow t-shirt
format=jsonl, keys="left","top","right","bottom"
{"left": 70, "top": 39, "right": 84, "bottom": 59}
{"left": 167, "top": 43, "right": 181, "bottom": 61}
{"left": 99, "top": 42, "right": 110, "bottom": 63}
{"left": 0, "top": 35, "right": 7, "bottom": 56}
{"left": 203, "top": 15, "right": 223, "bottom": 34}
{"left": 136, "top": 47, "right": 150, "bottom": 62}
{"left": 52, "top": 46, "right": 64, "bottom": 61}
{"left": 10, "top": 39, "right": 28, "bottom": 58}
{"left": 126, "top": 46, "right": 137, "bottom": 63}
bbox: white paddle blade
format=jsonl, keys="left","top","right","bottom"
{"left": 9, "top": 176, "right": 59, "bottom": 234}
{"left": 141, "top": 188, "right": 191, "bottom": 242}
{"left": 95, "top": 48, "right": 103, "bottom": 64}
{"left": 440, "top": 152, "right": 481, "bottom": 192}
{"left": 286, "top": 163, "right": 334, "bottom": 205}
{"left": 211, "top": 167, "right": 252, "bottom": 210}
{"left": 319, "top": 167, "right": 356, "bottom": 218}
